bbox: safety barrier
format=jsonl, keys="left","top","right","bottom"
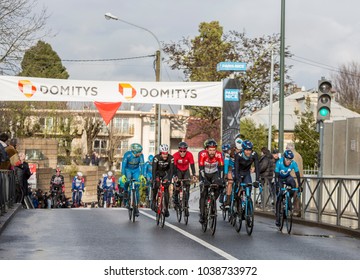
{"left": 0, "top": 170, "right": 16, "bottom": 216}
{"left": 256, "top": 176, "right": 360, "bottom": 230}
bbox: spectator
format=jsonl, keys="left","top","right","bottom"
{"left": 0, "top": 133, "right": 11, "bottom": 170}
{"left": 259, "top": 147, "right": 275, "bottom": 205}
{"left": 83, "top": 154, "right": 91, "bottom": 165}
{"left": 286, "top": 142, "right": 303, "bottom": 216}
{"left": 18, "top": 152, "right": 32, "bottom": 202}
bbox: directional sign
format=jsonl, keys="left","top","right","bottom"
{"left": 217, "top": 62, "right": 247, "bottom": 72}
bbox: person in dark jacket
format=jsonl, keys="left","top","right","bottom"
{"left": 259, "top": 147, "right": 275, "bottom": 205}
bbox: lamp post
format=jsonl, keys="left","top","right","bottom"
{"left": 278, "top": 0, "right": 286, "bottom": 152}
{"left": 104, "top": 12, "right": 162, "bottom": 150}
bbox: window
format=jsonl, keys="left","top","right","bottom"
{"left": 93, "top": 139, "right": 107, "bottom": 155}
{"left": 150, "top": 119, "right": 155, "bottom": 132}
{"left": 149, "top": 140, "right": 155, "bottom": 154}
{"left": 113, "top": 117, "right": 129, "bottom": 133}
{"left": 39, "top": 117, "right": 54, "bottom": 131}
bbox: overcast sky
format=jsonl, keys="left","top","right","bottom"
{"left": 35, "top": 0, "right": 360, "bottom": 91}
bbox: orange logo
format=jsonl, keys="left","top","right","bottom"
{"left": 18, "top": 80, "right": 36, "bottom": 98}
{"left": 118, "top": 83, "right": 136, "bottom": 100}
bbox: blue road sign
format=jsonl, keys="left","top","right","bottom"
{"left": 217, "top": 62, "right": 247, "bottom": 72}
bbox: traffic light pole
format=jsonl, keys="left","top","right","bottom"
{"left": 317, "top": 120, "right": 324, "bottom": 178}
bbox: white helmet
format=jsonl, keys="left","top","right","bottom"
{"left": 159, "top": 144, "right": 169, "bottom": 153}
{"left": 107, "top": 171, "right": 113, "bottom": 177}
{"left": 77, "top": 172, "right": 83, "bottom": 177}
{"left": 235, "top": 138, "right": 243, "bottom": 150}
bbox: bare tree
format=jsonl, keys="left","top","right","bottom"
{"left": 0, "top": 0, "right": 50, "bottom": 75}
{"left": 332, "top": 61, "right": 360, "bottom": 114}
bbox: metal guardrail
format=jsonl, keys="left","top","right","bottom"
{"left": 255, "top": 176, "right": 360, "bottom": 230}
{"left": 0, "top": 170, "right": 16, "bottom": 216}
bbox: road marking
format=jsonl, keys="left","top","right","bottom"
{"left": 141, "top": 210, "right": 238, "bottom": 260}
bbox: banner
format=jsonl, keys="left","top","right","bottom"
{"left": 222, "top": 78, "right": 241, "bottom": 145}
{"left": 0, "top": 76, "right": 222, "bottom": 107}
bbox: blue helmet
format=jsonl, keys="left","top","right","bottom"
{"left": 283, "top": 150, "right": 294, "bottom": 160}
{"left": 130, "top": 143, "right": 143, "bottom": 154}
{"left": 148, "top": 155, "right": 154, "bottom": 162}
{"left": 241, "top": 140, "right": 253, "bottom": 150}
{"left": 222, "top": 144, "right": 231, "bottom": 152}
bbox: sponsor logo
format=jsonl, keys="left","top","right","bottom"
{"left": 224, "top": 89, "right": 239, "bottom": 101}
{"left": 18, "top": 80, "right": 36, "bottom": 98}
{"left": 118, "top": 83, "right": 136, "bottom": 100}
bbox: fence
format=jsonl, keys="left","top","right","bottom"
{"left": 255, "top": 175, "right": 360, "bottom": 230}
{"left": 0, "top": 170, "right": 16, "bottom": 216}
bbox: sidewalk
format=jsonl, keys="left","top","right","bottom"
{"left": 0, "top": 203, "right": 23, "bottom": 235}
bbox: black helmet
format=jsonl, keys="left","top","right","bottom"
{"left": 206, "top": 140, "right": 217, "bottom": 148}
{"left": 178, "top": 141, "right": 188, "bottom": 149}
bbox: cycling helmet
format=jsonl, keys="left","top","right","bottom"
{"left": 206, "top": 139, "right": 217, "bottom": 148}
{"left": 77, "top": 172, "right": 83, "bottom": 177}
{"left": 178, "top": 141, "right": 188, "bottom": 149}
{"left": 235, "top": 138, "right": 243, "bottom": 150}
{"left": 283, "top": 150, "right": 294, "bottom": 160}
{"left": 107, "top": 171, "right": 113, "bottom": 177}
{"left": 130, "top": 143, "right": 143, "bottom": 154}
{"left": 222, "top": 144, "right": 231, "bottom": 152}
{"left": 203, "top": 138, "right": 215, "bottom": 148}
{"left": 159, "top": 144, "right": 169, "bottom": 153}
{"left": 148, "top": 155, "right": 154, "bottom": 162}
{"left": 241, "top": 140, "right": 253, "bottom": 150}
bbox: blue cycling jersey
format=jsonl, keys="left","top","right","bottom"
{"left": 275, "top": 157, "right": 299, "bottom": 178}
{"left": 223, "top": 153, "right": 234, "bottom": 175}
{"left": 121, "top": 150, "right": 145, "bottom": 175}
{"left": 143, "top": 160, "right": 153, "bottom": 180}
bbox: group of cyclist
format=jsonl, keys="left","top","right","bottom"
{"left": 57, "top": 135, "right": 302, "bottom": 229}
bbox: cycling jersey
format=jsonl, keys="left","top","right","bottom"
{"left": 173, "top": 150, "right": 196, "bottom": 175}
{"left": 234, "top": 151, "right": 260, "bottom": 182}
{"left": 152, "top": 154, "right": 174, "bottom": 180}
{"left": 198, "top": 150, "right": 224, "bottom": 174}
{"left": 275, "top": 158, "right": 299, "bottom": 178}
{"left": 121, "top": 150, "right": 144, "bottom": 174}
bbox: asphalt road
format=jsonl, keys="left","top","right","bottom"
{"left": 0, "top": 202, "right": 359, "bottom": 260}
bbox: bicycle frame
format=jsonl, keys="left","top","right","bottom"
{"left": 236, "top": 181, "right": 255, "bottom": 235}
{"left": 202, "top": 183, "right": 218, "bottom": 235}
{"left": 279, "top": 183, "right": 299, "bottom": 234}
{"left": 128, "top": 179, "right": 139, "bottom": 222}
{"left": 175, "top": 178, "right": 191, "bottom": 224}
{"left": 155, "top": 179, "right": 166, "bottom": 228}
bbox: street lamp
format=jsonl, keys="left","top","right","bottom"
{"left": 104, "top": 12, "right": 162, "bottom": 150}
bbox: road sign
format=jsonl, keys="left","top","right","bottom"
{"left": 217, "top": 62, "right": 247, "bottom": 72}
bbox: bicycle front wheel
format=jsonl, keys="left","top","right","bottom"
{"left": 202, "top": 204, "right": 208, "bottom": 232}
{"left": 183, "top": 191, "right": 189, "bottom": 225}
{"left": 209, "top": 198, "right": 217, "bottom": 236}
{"left": 286, "top": 196, "right": 293, "bottom": 234}
{"left": 279, "top": 199, "right": 285, "bottom": 231}
{"left": 131, "top": 190, "right": 136, "bottom": 222}
{"left": 245, "top": 198, "right": 254, "bottom": 236}
{"left": 160, "top": 195, "right": 166, "bottom": 228}
{"left": 176, "top": 194, "right": 182, "bottom": 223}
{"left": 235, "top": 198, "right": 243, "bottom": 233}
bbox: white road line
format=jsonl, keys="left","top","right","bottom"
{"left": 140, "top": 210, "right": 238, "bottom": 260}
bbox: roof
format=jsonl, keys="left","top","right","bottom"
{"left": 243, "top": 90, "right": 360, "bottom": 131}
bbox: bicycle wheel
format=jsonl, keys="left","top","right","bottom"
{"left": 235, "top": 198, "right": 242, "bottom": 233}
{"left": 128, "top": 189, "right": 133, "bottom": 221}
{"left": 209, "top": 198, "right": 217, "bottom": 235}
{"left": 279, "top": 199, "right": 285, "bottom": 231}
{"left": 176, "top": 194, "right": 182, "bottom": 223}
{"left": 202, "top": 204, "right": 208, "bottom": 232}
{"left": 286, "top": 196, "right": 293, "bottom": 234}
{"left": 245, "top": 198, "right": 254, "bottom": 236}
{"left": 160, "top": 195, "right": 166, "bottom": 228}
{"left": 98, "top": 195, "right": 104, "bottom": 208}
{"left": 183, "top": 191, "right": 189, "bottom": 225}
{"left": 131, "top": 190, "right": 136, "bottom": 222}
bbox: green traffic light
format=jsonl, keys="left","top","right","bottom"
{"left": 319, "top": 108, "right": 330, "bottom": 117}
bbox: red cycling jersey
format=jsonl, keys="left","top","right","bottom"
{"left": 173, "top": 151, "right": 195, "bottom": 172}
{"left": 199, "top": 150, "right": 224, "bottom": 174}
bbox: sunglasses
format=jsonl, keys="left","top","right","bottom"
{"left": 161, "top": 152, "right": 168, "bottom": 155}
{"left": 179, "top": 149, "right": 187, "bottom": 153}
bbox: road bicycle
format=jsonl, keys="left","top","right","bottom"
{"left": 97, "top": 187, "right": 104, "bottom": 207}
{"left": 202, "top": 183, "right": 218, "bottom": 236}
{"left": 227, "top": 181, "right": 239, "bottom": 226}
{"left": 174, "top": 178, "right": 192, "bottom": 225}
{"left": 278, "top": 182, "right": 300, "bottom": 234}
{"left": 235, "top": 181, "right": 260, "bottom": 236}
{"left": 155, "top": 178, "right": 167, "bottom": 228}
{"left": 128, "top": 179, "right": 139, "bottom": 222}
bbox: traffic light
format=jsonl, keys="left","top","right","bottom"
{"left": 317, "top": 77, "right": 332, "bottom": 122}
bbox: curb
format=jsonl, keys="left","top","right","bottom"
{"left": 0, "top": 203, "right": 23, "bottom": 235}
{"left": 255, "top": 208, "right": 360, "bottom": 239}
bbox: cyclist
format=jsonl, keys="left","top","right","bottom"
{"left": 274, "top": 150, "right": 302, "bottom": 226}
{"left": 50, "top": 168, "right": 65, "bottom": 204}
{"left": 172, "top": 141, "right": 196, "bottom": 207}
{"left": 103, "top": 171, "right": 116, "bottom": 208}
{"left": 71, "top": 172, "right": 85, "bottom": 207}
{"left": 221, "top": 143, "right": 236, "bottom": 209}
{"left": 198, "top": 139, "right": 224, "bottom": 224}
{"left": 120, "top": 143, "right": 145, "bottom": 216}
{"left": 234, "top": 140, "right": 260, "bottom": 196}
{"left": 152, "top": 144, "right": 174, "bottom": 217}
{"left": 143, "top": 154, "right": 154, "bottom": 205}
